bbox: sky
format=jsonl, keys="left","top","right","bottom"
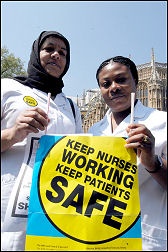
{"left": 1, "top": 1, "right": 167, "bottom": 98}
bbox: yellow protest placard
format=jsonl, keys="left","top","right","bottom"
{"left": 25, "top": 135, "right": 142, "bottom": 251}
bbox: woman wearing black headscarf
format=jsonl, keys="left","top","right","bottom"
{"left": 14, "top": 31, "right": 70, "bottom": 96}
{"left": 1, "top": 31, "right": 83, "bottom": 251}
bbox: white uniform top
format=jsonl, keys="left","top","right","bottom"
{"left": 88, "top": 100, "right": 167, "bottom": 251}
{"left": 1, "top": 78, "right": 83, "bottom": 251}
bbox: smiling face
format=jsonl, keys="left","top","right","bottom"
{"left": 40, "top": 36, "right": 67, "bottom": 78}
{"left": 98, "top": 62, "right": 137, "bottom": 113}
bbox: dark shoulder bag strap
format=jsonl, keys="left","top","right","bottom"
{"left": 67, "top": 97, "right": 76, "bottom": 121}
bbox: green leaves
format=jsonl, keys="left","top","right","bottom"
{"left": 1, "top": 46, "right": 27, "bottom": 78}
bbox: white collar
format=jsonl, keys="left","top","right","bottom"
{"left": 101, "top": 100, "right": 149, "bottom": 136}
{"left": 108, "top": 100, "right": 149, "bottom": 120}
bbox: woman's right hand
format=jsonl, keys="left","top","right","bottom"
{"left": 1, "top": 107, "right": 49, "bottom": 152}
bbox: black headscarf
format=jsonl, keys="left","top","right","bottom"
{"left": 13, "top": 31, "right": 70, "bottom": 97}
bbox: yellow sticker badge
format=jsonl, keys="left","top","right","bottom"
{"left": 25, "top": 135, "right": 142, "bottom": 251}
{"left": 23, "top": 96, "right": 38, "bottom": 107}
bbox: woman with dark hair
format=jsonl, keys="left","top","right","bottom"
{"left": 1, "top": 31, "right": 83, "bottom": 250}
{"left": 88, "top": 56, "right": 167, "bottom": 251}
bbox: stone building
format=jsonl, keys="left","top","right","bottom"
{"left": 137, "top": 48, "right": 167, "bottom": 111}
{"left": 80, "top": 90, "right": 108, "bottom": 133}
{"left": 79, "top": 49, "right": 167, "bottom": 132}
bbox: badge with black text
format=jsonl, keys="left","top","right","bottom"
{"left": 23, "top": 96, "right": 38, "bottom": 107}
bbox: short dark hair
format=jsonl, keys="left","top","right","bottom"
{"left": 96, "top": 56, "right": 138, "bottom": 85}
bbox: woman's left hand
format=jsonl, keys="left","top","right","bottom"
{"left": 125, "top": 123, "right": 155, "bottom": 170}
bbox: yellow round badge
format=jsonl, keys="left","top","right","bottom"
{"left": 38, "top": 136, "right": 140, "bottom": 244}
{"left": 23, "top": 96, "right": 38, "bottom": 107}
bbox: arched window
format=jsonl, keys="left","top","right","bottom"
{"left": 146, "top": 87, "right": 148, "bottom": 97}
{"left": 143, "top": 88, "right": 145, "bottom": 97}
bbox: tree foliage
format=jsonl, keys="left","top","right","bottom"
{"left": 1, "top": 46, "right": 27, "bottom": 78}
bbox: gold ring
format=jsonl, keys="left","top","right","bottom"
{"left": 143, "top": 135, "right": 149, "bottom": 143}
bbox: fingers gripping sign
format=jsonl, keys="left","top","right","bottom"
{"left": 13, "top": 107, "right": 49, "bottom": 143}
{"left": 125, "top": 124, "right": 155, "bottom": 168}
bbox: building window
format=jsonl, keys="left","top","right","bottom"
{"left": 143, "top": 88, "right": 145, "bottom": 97}
{"left": 146, "top": 87, "right": 148, "bottom": 97}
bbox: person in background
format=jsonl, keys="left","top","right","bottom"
{"left": 1, "top": 31, "right": 83, "bottom": 251}
{"left": 88, "top": 56, "right": 167, "bottom": 251}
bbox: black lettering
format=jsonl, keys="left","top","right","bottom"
{"left": 63, "top": 166, "right": 70, "bottom": 175}
{"left": 97, "top": 179, "right": 103, "bottom": 188}
{"left": 104, "top": 154, "right": 112, "bottom": 163}
{"left": 102, "top": 182, "right": 106, "bottom": 190}
{"left": 25, "top": 203, "right": 29, "bottom": 210}
{"left": 118, "top": 159, "right": 125, "bottom": 169}
{"left": 131, "top": 165, "right": 137, "bottom": 174}
{"left": 103, "top": 198, "right": 127, "bottom": 230}
{"left": 75, "top": 155, "right": 86, "bottom": 168}
{"left": 111, "top": 185, "right": 118, "bottom": 195}
{"left": 46, "top": 176, "right": 68, "bottom": 203}
{"left": 118, "top": 188, "right": 125, "bottom": 197}
{"left": 84, "top": 175, "right": 91, "bottom": 183}
{"left": 80, "top": 144, "right": 88, "bottom": 154}
{"left": 62, "top": 149, "right": 77, "bottom": 164}
{"left": 18, "top": 202, "right": 29, "bottom": 210}
{"left": 18, "top": 202, "right": 24, "bottom": 209}
{"left": 90, "top": 178, "right": 96, "bottom": 187}
{"left": 87, "top": 147, "right": 95, "bottom": 155}
{"left": 96, "top": 163, "right": 109, "bottom": 179}
{"left": 105, "top": 183, "right": 112, "bottom": 193}
{"left": 107, "top": 167, "right": 114, "bottom": 180}
{"left": 75, "top": 171, "right": 82, "bottom": 179}
{"left": 124, "top": 191, "right": 130, "bottom": 200}
{"left": 66, "top": 139, "right": 75, "bottom": 148}
{"left": 62, "top": 184, "right": 84, "bottom": 214}
{"left": 74, "top": 141, "right": 81, "bottom": 151}
{"left": 96, "top": 151, "right": 105, "bottom": 160}
{"left": 123, "top": 175, "right": 134, "bottom": 189}
{"left": 85, "top": 159, "right": 97, "bottom": 174}
{"left": 112, "top": 169, "right": 124, "bottom": 185}
{"left": 111, "top": 156, "right": 119, "bottom": 166}
{"left": 84, "top": 190, "right": 108, "bottom": 217}
{"left": 124, "top": 162, "right": 131, "bottom": 172}
{"left": 56, "top": 163, "right": 64, "bottom": 172}
{"left": 69, "top": 168, "right": 76, "bottom": 178}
